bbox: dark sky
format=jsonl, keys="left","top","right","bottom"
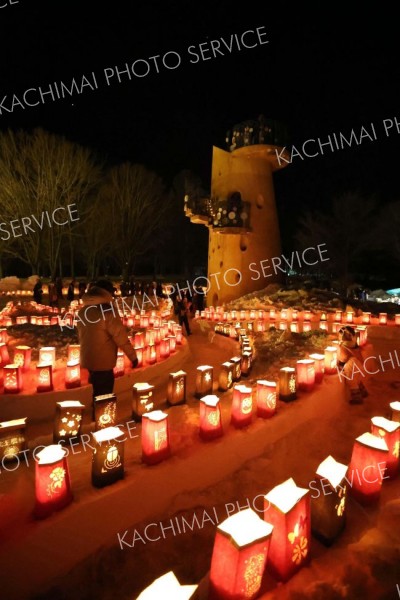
{"left": 0, "top": 2, "right": 399, "bottom": 234}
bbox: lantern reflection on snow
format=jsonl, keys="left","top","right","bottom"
{"left": 137, "top": 571, "right": 197, "bottom": 600}
{"left": 91, "top": 426, "right": 125, "bottom": 487}
{"left": 348, "top": 432, "right": 389, "bottom": 504}
{"left": 390, "top": 401, "right": 400, "bottom": 423}
{"left": 146, "top": 344, "right": 157, "bottom": 365}
{"left": 67, "top": 344, "right": 80, "bottom": 363}
{"left": 34, "top": 445, "right": 72, "bottom": 518}
{"left": 4, "top": 364, "right": 22, "bottom": 393}
{"left": 94, "top": 393, "right": 117, "bottom": 430}
{"left": 279, "top": 367, "right": 296, "bottom": 402}
{"left": 362, "top": 312, "right": 371, "bottom": 324}
{"left": 311, "top": 455, "right": 348, "bottom": 546}
{"left": 264, "top": 477, "right": 310, "bottom": 582}
{"left": 256, "top": 380, "right": 277, "bottom": 418}
{"left": 199, "top": 395, "right": 223, "bottom": 440}
{"left": 324, "top": 346, "right": 338, "bottom": 374}
{"left": 142, "top": 410, "right": 170, "bottom": 465}
{"left": 195, "top": 365, "right": 213, "bottom": 398}
{"left": 296, "top": 359, "right": 315, "bottom": 392}
{"left": 309, "top": 353, "right": 325, "bottom": 383}
{"left": 13, "top": 345, "right": 31, "bottom": 371}
{"left": 132, "top": 383, "right": 155, "bottom": 419}
{"left": 39, "top": 346, "right": 56, "bottom": 368}
{"left": 167, "top": 371, "right": 186, "bottom": 406}
{"left": 230, "top": 357, "right": 241, "bottom": 381}
{"left": 218, "top": 362, "right": 234, "bottom": 391}
{"left": 371, "top": 416, "right": 400, "bottom": 479}
{"left": 209, "top": 508, "right": 273, "bottom": 600}
{"left": 241, "top": 351, "right": 252, "bottom": 376}
{"left": 231, "top": 384, "right": 253, "bottom": 428}
{"left": 54, "top": 401, "right": 85, "bottom": 443}
{"left": 36, "top": 363, "right": 53, "bottom": 392}
{"left": 113, "top": 351, "right": 125, "bottom": 377}
{"left": 0, "top": 342, "right": 10, "bottom": 366}
{"left": 0, "top": 418, "right": 27, "bottom": 462}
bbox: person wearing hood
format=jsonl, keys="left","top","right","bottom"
{"left": 77, "top": 282, "right": 138, "bottom": 417}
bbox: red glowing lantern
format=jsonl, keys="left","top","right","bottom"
{"left": 390, "top": 401, "right": 400, "bottom": 423}
{"left": 195, "top": 365, "right": 213, "bottom": 398}
{"left": 319, "top": 321, "right": 328, "bottom": 331}
{"left": 346, "top": 311, "right": 354, "bottom": 323}
{"left": 54, "top": 400, "right": 85, "bottom": 443}
{"left": 65, "top": 360, "right": 81, "bottom": 388}
{"left": 355, "top": 325, "right": 367, "bottom": 347}
{"left": 334, "top": 310, "right": 342, "bottom": 322}
{"left": 146, "top": 344, "right": 157, "bottom": 365}
{"left": 269, "top": 308, "right": 276, "bottom": 320}
{"left": 13, "top": 345, "right": 31, "bottom": 371}
{"left": 4, "top": 363, "right": 22, "bottom": 393}
{"left": 160, "top": 337, "right": 170, "bottom": 358}
{"left": 332, "top": 322, "right": 342, "bottom": 333}
{"left": 146, "top": 328, "right": 156, "bottom": 346}
{"left": 324, "top": 346, "right": 338, "bottom": 374}
{"left": 256, "top": 320, "right": 265, "bottom": 333}
{"left": 281, "top": 308, "right": 288, "bottom": 320}
{"left": 303, "top": 310, "right": 311, "bottom": 321}
{"left": 140, "top": 315, "right": 149, "bottom": 328}
{"left": 0, "top": 342, "right": 10, "bottom": 366}
{"left": 0, "top": 417, "right": 27, "bottom": 462}
{"left": 308, "top": 353, "right": 325, "bottom": 383}
{"left": 34, "top": 445, "right": 73, "bottom": 519}
{"left": 231, "top": 384, "right": 253, "bottom": 428}
{"left": 134, "top": 331, "right": 145, "bottom": 347}
{"left": 371, "top": 416, "right": 400, "bottom": 479}
{"left": 348, "top": 432, "right": 389, "bottom": 504}
{"left": 256, "top": 380, "right": 277, "bottom": 418}
{"left": 36, "top": 363, "right": 53, "bottom": 392}
{"left": 167, "top": 370, "right": 186, "bottom": 406}
{"left": 362, "top": 312, "right": 371, "bottom": 324}
{"left": 39, "top": 346, "right": 56, "bottom": 368}
{"left": 302, "top": 322, "right": 311, "bottom": 332}
{"left": 395, "top": 314, "right": 400, "bottom": 326}
{"left": 240, "top": 351, "right": 252, "bottom": 376}
{"left": 0, "top": 328, "right": 7, "bottom": 343}
{"left": 168, "top": 334, "right": 176, "bottom": 352}
{"left": 264, "top": 477, "right": 311, "bottom": 581}
{"left": 67, "top": 344, "right": 80, "bottom": 363}
{"left": 94, "top": 393, "right": 117, "bottom": 430}
{"left": 219, "top": 361, "right": 234, "bottom": 391}
{"left": 92, "top": 426, "right": 125, "bottom": 487}
{"left": 290, "top": 322, "right": 299, "bottom": 333}
{"left": 296, "top": 359, "right": 315, "bottom": 392}
{"left": 199, "top": 395, "right": 223, "bottom": 440}
{"left": 142, "top": 410, "right": 170, "bottom": 465}
{"left": 50, "top": 316, "right": 59, "bottom": 325}
{"left": 279, "top": 367, "right": 296, "bottom": 402}
{"left": 379, "top": 312, "right": 387, "bottom": 325}
{"left": 240, "top": 310, "right": 246, "bottom": 321}
{"left": 278, "top": 321, "right": 287, "bottom": 330}
{"left": 209, "top": 508, "right": 274, "bottom": 600}
{"left": 135, "top": 345, "right": 144, "bottom": 367}
{"left": 258, "top": 309, "right": 265, "bottom": 320}
{"left": 137, "top": 572, "right": 197, "bottom": 599}
{"left": 113, "top": 351, "right": 125, "bottom": 377}
{"left": 132, "top": 383, "right": 155, "bottom": 419}
{"left": 16, "top": 316, "right": 28, "bottom": 325}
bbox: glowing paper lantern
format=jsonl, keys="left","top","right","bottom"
{"left": 256, "top": 380, "right": 277, "bottom": 418}
{"left": 160, "top": 337, "right": 170, "bottom": 358}
{"left": 348, "top": 432, "right": 389, "bottom": 504}
{"left": 168, "top": 334, "right": 176, "bottom": 352}
{"left": 281, "top": 308, "right": 288, "bottom": 320}
{"left": 134, "top": 331, "right": 145, "bottom": 347}
{"left": 146, "top": 328, "right": 156, "bottom": 346}
{"left": 258, "top": 309, "right": 265, "bottom": 320}
{"left": 50, "top": 316, "right": 59, "bottom": 326}
{"left": 0, "top": 342, "right": 10, "bottom": 366}
{"left": 167, "top": 371, "right": 186, "bottom": 406}
{"left": 240, "top": 351, "right": 252, "bottom": 376}
{"left": 269, "top": 308, "right": 276, "bottom": 320}
{"left": 0, "top": 328, "right": 7, "bottom": 343}
{"left": 146, "top": 343, "right": 157, "bottom": 365}
{"left": 4, "top": 364, "right": 22, "bottom": 393}
{"left": 34, "top": 445, "right": 73, "bottom": 518}
{"left": 199, "top": 395, "right": 223, "bottom": 440}
{"left": 279, "top": 367, "right": 296, "bottom": 402}
{"left": 135, "top": 345, "right": 144, "bottom": 367}
{"left": 264, "top": 478, "right": 310, "bottom": 581}
{"left": 379, "top": 312, "right": 387, "bottom": 325}
{"left": 209, "top": 508, "right": 273, "bottom": 600}
{"left": 362, "top": 312, "right": 371, "bottom": 324}
{"left": 355, "top": 325, "right": 367, "bottom": 347}
{"left": 54, "top": 401, "right": 85, "bottom": 443}
{"left": 346, "top": 311, "right": 354, "bottom": 323}
{"left": 140, "top": 315, "right": 149, "bottom": 328}
{"left": 219, "top": 361, "right": 234, "bottom": 391}
{"left": 290, "top": 322, "right": 299, "bottom": 333}
{"left": 91, "top": 426, "right": 125, "bottom": 487}
{"left": 395, "top": 314, "right": 400, "bottom": 326}
{"left": 113, "top": 351, "right": 125, "bottom": 377}
{"left": 67, "top": 344, "right": 80, "bottom": 363}
{"left": 256, "top": 320, "right": 265, "bottom": 332}
{"left": 334, "top": 310, "right": 342, "bottom": 322}
{"left": 324, "top": 346, "right": 338, "bottom": 374}
{"left": 13, "top": 345, "right": 31, "bottom": 371}
{"left": 36, "top": 363, "right": 53, "bottom": 392}
{"left": 303, "top": 310, "right": 311, "bottom": 321}
{"left": 390, "top": 401, "right": 400, "bottom": 423}
{"left": 0, "top": 418, "right": 27, "bottom": 462}
{"left": 39, "top": 346, "right": 56, "bottom": 368}
{"left": 296, "top": 359, "right": 315, "bottom": 392}
{"left": 319, "top": 321, "right": 328, "bottom": 331}
{"left": 231, "top": 384, "right": 253, "bottom": 428}
{"left": 311, "top": 455, "right": 348, "bottom": 545}
{"left": 137, "top": 571, "right": 197, "bottom": 599}
{"left": 132, "top": 383, "right": 155, "bottom": 419}
{"left": 142, "top": 410, "right": 170, "bottom": 465}
{"left": 65, "top": 360, "right": 81, "bottom": 388}
{"left": 332, "top": 322, "right": 342, "bottom": 333}
{"left": 371, "top": 416, "right": 400, "bottom": 478}
{"left": 278, "top": 321, "right": 287, "bottom": 331}
{"left": 302, "top": 322, "right": 311, "bottom": 332}
{"left": 308, "top": 353, "right": 324, "bottom": 383}
{"left": 94, "top": 393, "right": 117, "bottom": 430}
{"left": 195, "top": 365, "right": 213, "bottom": 398}
{"left": 230, "top": 357, "right": 241, "bottom": 381}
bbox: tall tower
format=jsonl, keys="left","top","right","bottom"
{"left": 185, "top": 117, "right": 289, "bottom": 305}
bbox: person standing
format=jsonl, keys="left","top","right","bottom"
{"left": 67, "top": 280, "right": 75, "bottom": 303}
{"left": 337, "top": 326, "right": 368, "bottom": 404}
{"left": 33, "top": 278, "right": 43, "bottom": 304}
{"left": 176, "top": 294, "right": 192, "bottom": 336}
{"left": 48, "top": 280, "right": 59, "bottom": 308}
{"left": 78, "top": 280, "right": 87, "bottom": 299}
{"left": 55, "top": 277, "right": 63, "bottom": 303}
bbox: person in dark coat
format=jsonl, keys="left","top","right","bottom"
{"left": 176, "top": 295, "right": 192, "bottom": 335}
{"left": 67, "top": 280, "right": 75, "bottom": 302}
{"left": 33, "top": 278, "right": 43, "bottom": 304}
{"left": 55, "top": 277, "right": 63, "bottom": 301}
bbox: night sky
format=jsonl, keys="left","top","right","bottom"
{"left": 1, "top": 2, "right": 399, "bottom": 258}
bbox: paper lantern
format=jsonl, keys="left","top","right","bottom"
{"left": 324, "top": 346, "right": 338, "bottom": 374}
{"left": 132, "top": 383, "right": 155, "bottom": 419}
{"left": 355, "top": 325, "right": 367, "bottom": 347}
{"left": 378, "top": 312, "right": 388, "bottom": 326}
{"left": 0, "top": 342, "right": 10, "bottom": 366}
{"left": 269, "top": 308, "right": 276, "bottom": 320}
{"left": 113, "top": 351, "right": 125, "bottom": 377}
{"left": 94, "top": 393, "right": 117, "bottom": 430}
{"left": 256, "top": 320, "right": 265, "bottom": 333}
{"left": 67, "top": 344, "right": 80, "bottom": 363}
{"left": 209, "top": 508, "right": 273, "bottom": 600}
{"left": 230, "top": 357, "right": 241, "bottom": 381}
{"left": 240, "top": 352, "right": 252, "bottom": 376}
{"left": 160, "top": 337, "right": 170, "bottom": 358}
{"left": 279, "top": 367, "right": 296, "bottom": 402}
{"left": 395, "top": 314, "right": 400, "bottom": 326}
{"left": 371, "top": 416, "right": 400, "bottom": 478}
{"left": 39, "top": 346, "right": 56, "bottom": 368}
{"left": 278, "top": 321, "right": 287, "bottom": 331}
{"left": 311, "top": 455, "right": 348, "bottom": 545}
{"left": 390, "top": 401, "right": 400, "bottom": 423}
{"left": 140, "top": 315, "right": 149, "bottom": 328}
{"left": 50, "top": 316, "right": 59, "bottom": 325}
{"left": 36, "top": 363, "right": 53, "bottom": 392}
{"left": 320, "top": 311, "right": 327, "bottom": 321}
{"left": 256, "top": 380, "right": 277, "bottom": 418}
{"left": 54, "top": 401, "right": 85, "bottom": 443}
{"left": 290, "top": 322, "right": 299, "bottom": 333}
{"left": 64, "top": 360, "right": 81, "bottom": 389}
{"left": 319, "top": 321, "right": 328, "bottom": 331}
{"left": 231, "top": 384, "right": 253, "bottom": 428}
{"left": 199, "top": 395, "right": 223, "bottom": 440}
{"left": 334, "top": 310, "right": 342, "bottom": 322}
{"left": 142, "top": 410, "right": 170, "bottom": 465}
{"left": 36, "top": 316, "right": 43, "bottom": 325}
{"left": 168, "top": 334, "right": 176, "bottom": 352}
{"left": 0, "top": 418, "right": 27, "bottom": 462}
{"left": 146, "top": 328, "right": 156, "bottom": 346}
{"left": 137, "top": 571, "right": 197, "bottom": 599}
{"left": 296, "top": 359, "right": 315, "bottom": 392}
{"left": 195, "top": 365, "right": 213, "bottom": 398}
{"left": 219, "top": 362, "right": 234, "bottom": 391}
{"left": 303, "top": 310, "right": 311, "bottom": 321}
{"left": 4, "top": 364, "right": 22, "bottom": 393}
{"left": 91, "top": 426, "right": 125, "bottom": 487}
{"left": 167, "top": 371, "right": 186, "bottom": 406}
{"left": 258, "top": 309, "right": 265, "bottom": 320}
{"left": 135, "top": 345, "right": 144, "bottom": 367}
{"left": 13, "top": 345, "right": 31, "bottom": 371}
{"left": 332, "top": 322, "right": 342, "bottom": 333}
{"left": 302, "top": 322, "right": 311, "bottom": 332}
{"left": 0, "top": 328, "right": 7, "bottom": 343}
{"left": 239, "top": 310, "right": 246, "bottom": 321}
{"left": 34, "top": 445, "right": 73, "bottom": 518}
{"left": 30, "top": 316, "right": 37, "bottom": 325}
{"left": 362, "top": 312, "right": 371, "bottom": 324}
{"left": 308, "top": 353, "right": 324, "bottom": 383}
{"left": 134, "top": 331, "right": 145, "bottom": 347}
{"left": 346, "top": 311, "right": 354, "bottom": 323}
{"left": 348, "top": 432, "right": 389, "bottom": 504}
{"left": 281, "top": 308, "right": 288, "bottom": 320}
{"left": 146, "top": 343, "right": 157, "bottom": 365}
{"left": 264, "top": 478, "right": 310, "bottom": 581}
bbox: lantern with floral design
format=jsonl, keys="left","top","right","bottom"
{"left": 36, "top": 363, "right": 53, "bottom": 392}
{"left": 13, "top": 345, "right": 31, "bottom": 371}
{"left": 218, "top": 362, "right": 234, "bottom": 391}
{"left": 279, "top": 367, "right": 296, "bottom": 402}
{"left": 390, "top": 401, "right": 400, "bottom": 423}
{"left": 0, "top": 418, "right": 27, "bottom": 462}
{"left": 67, "top": 344, "right": 80, "bottom": 363}
{"left": 348, "top": 432, "right": 389, "bottom": 504}
{"left": 231, "top": 384, "right": 253, "bottom": 428}
{"left": 142, "top": 410, "right": 170, "bottom": 465}
{"left": 311, "top": 455, "right": 348, "bottom": 545}
{"left": 256, "top": 380, "right": 277, "bottom": 418}
{"left": 34, "top": 445, "right": 73, "bottom": 518}
{"left": 370, "top": 416, "right": 400, "bottom": 478}
{"left": 137, "top": 572, "right": 197, "bottom": 599}
{"left": 91, "top": 426, "right": 125, "bottom": 487}
{"left": 39, "top": 346, "right": 56, "bottom": 368}
{"left": 132, "top": 383, "right": 155, "bottom": 419}
{"left": 209, "top": 508, "right": 274, "bottom": 600}
{"left": 264, "top": 477, "right": 310, "bottom": 581}
{"left": 308, "top": 353, "right": 325, "bottom": 383}
{"left": 167, "top": 371, "right": 186, "bottom": 406}
{"left": 195, "top": 365, "right": 213, "bottom": 398}
{"left": 94, "top": 393, "right": 117, "bottom": 430}
{"left": 54, "top": 401, "right": 85, "bottom": 443}
{"left": 199, "top": 395, "right": 223, "bottom": 440}
{"left": 324, "top": 346, "right": 338, "bottom": 374}
{"left": 65, "top": 360, "right": 81, "bottom": 388}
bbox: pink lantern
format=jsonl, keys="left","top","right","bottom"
{"left": 324, "top": 346, "right": 338, "bottom": 374}
{"left": 65, "top": 360, "right": 81, "bottom": 388}
{"left": 371, "top": 416, "right": 400, "bottom": 479}
{"left": 199, "top": 395, "right": 223, "bottom": 440}
{"left": 134, "top": 332, "right": 145, "bottom": 347}
{"left": 348, "top": 432, "right": 389, "bottom": 504}
{"left": 231, "top": 384, "right": 253, "bottom": 428}
{"left": 13, "top": 345, "right": 31, "bottom": 372}
{"left": 160, "top": 338, "right": 170, "bottom": 358}
{"left": 4, "top": 363, "right": 22, "bottom": 393}
{"left": 135, "top": 346, "right": 144, "bottom": 367}
{"left": 256, "top": 380, "right": 277, "bottom": 418}
{"left": 174, "top": 325, "right": 183, "bottom": 344}
{"left": 67, "top": 344, "right": 80, "bottom": 363}
{"left": 34, "top": 445, "right": 72, "bottom": 519}
{"left": 146, "top": 328, "right": 156, "bottom": 346}
{"left": 140, "top": 315, "right": 149, "bottom": 328}
{"left": 168, "top": 334, "right": 176, "bottom": 352}
{"left": 113, "top": 351, "right": 125, "bottom": 377}
{"left": 309, "top": 353, "right": 325, "bottom": 383}
{"left": 146, "top": 344, "right": 157, "bottom": 365}
{"left": 296, "top": 359, "right": 315, "bottom": 392}
{"left": 142, "top": 410, "right": 170, "bottom": 465}
{"left": 39, "top": 346, "right": 56, "bottom": 368}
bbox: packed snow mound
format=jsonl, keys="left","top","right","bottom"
{"left": 0, "top": 276, "right": 21, "bottom": 291}
{"left": 226, "top": 286, "right": 344, "bottom": 312}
